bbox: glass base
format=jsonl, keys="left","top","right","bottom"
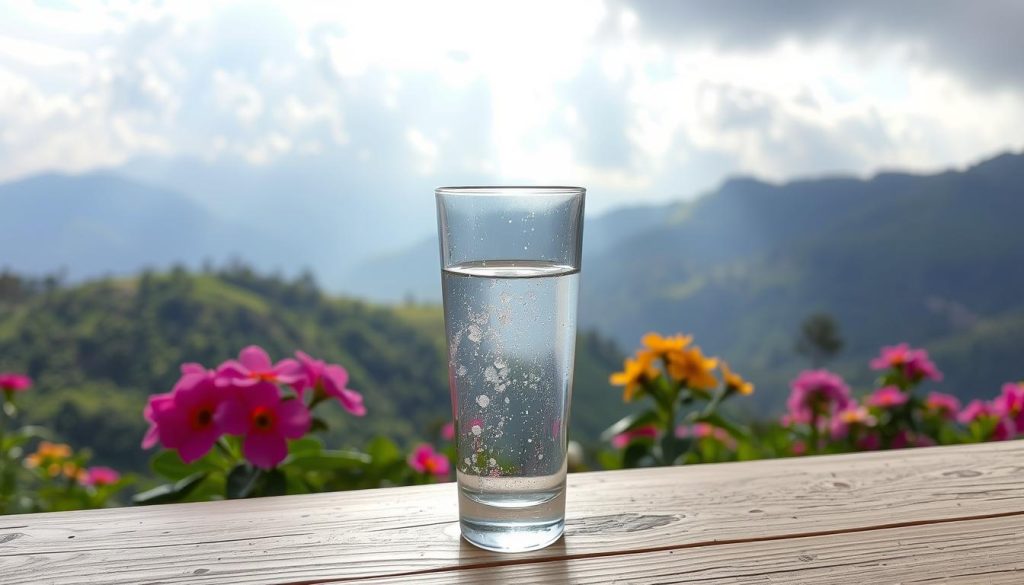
{"left": 460, "top": 517, "right": 564, "bottom": 553}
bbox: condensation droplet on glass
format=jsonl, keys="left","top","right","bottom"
{"left": 494, "top": 357, "right": 507, "bottom": 369}
{"left": 467, "top": 324, "right": 482, "bottom": 343}
{"left": 457, "top": 365, "right": 467, "bottom": 376}
{"left": 484, "top": 366, "right": 498, "bottom": 383}
{"left": 488, "top": 458, "right": 496, "bottom": 467}
{"left": 504, "top": 397, "right": 510, "bottom": 404}
{"left": 471, "top": 424, "right": 482, "bottom": 436}
{"left": 538, "top": 454, "right": 544, "bottom": 460}
{"left": 476, "top": 395, "right": 490, "bottom": 408}
{"left": 528, "top": 438, "right": 533, "bottom": 443}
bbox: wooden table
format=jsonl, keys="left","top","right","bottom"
{"left": 3, "top": 441, "right": 1023, "bottom": 584}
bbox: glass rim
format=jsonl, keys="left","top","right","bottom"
{"left": 435, "top": 186, "right": 585, "bottom": 197}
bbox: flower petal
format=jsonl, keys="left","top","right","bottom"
{"left": 239, "top": 345, "right": 273, "bottom": 371}
{"left": 274, "top": 398, "right": 311, "bottom": 438}
{"left": 215, "top": 360, "right": 254, "bottom": 387}
{"left": 151, "top": 407, "right": 190, "bottom": 449}
{"left": 244, "top": 432, "right": 288, "bottom": 470}
{"left": 178, "top": 431, "right": 217, "bottom": 463}
{"left": 244, "top": 382, "right": 280, "bottom": 408}
{"left": 215, "top": 398, "right": 250, "bottom": 436}
{"left": 141, "top": 423, "right": 160, "bottom": 449}
{"left": 272, "top": 358, "right": 304, "bottom": 384}
{"left": 180, "top": 363, "right": 207, "bottom": 376}
{"left": 323, "top": 364, "right": 349, "bottom": 390}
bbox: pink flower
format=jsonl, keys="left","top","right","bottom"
{"left": 925, "top": 392, "right": 961, "bottom": 420}
{"left": 441, "top": 422, "right": 455, "bottom": 441}
{"left": 0, "top": 373, "right": 32, "bottom": 392}
{"left": 958, "top": 399, "right": 995, "bottom": 424}
{"left": 81, "top": 466, "right": 120, "bottom": 486}
{"left": 994, "top": 382, "right": 1024, "bottom": 430}
{"left": 141, "top": 392, "right": 174, "bottom": 449}
{"left": 866, "top": 386, "right": 909, "bottom": 408}
{"left": 791, "top": 441, "right": 807, "bottom": 456}
{"left": 856, "top": 434, "right": 881, "bottom": 451}
{"left": 216, "top": 382, "right": 311, "bottom": 469}
{"left": 891, "top": 430, "right": 912, "bottom": 449}
{"left": 216, "top": 346, "right": 302, "bottom": 388}
{"left": 869, "top": 343, "right": 942, "bottom": 382}
{"left": 958, "top": 399, "right": 1015, "bottom": 440}
{"left": 145, "top": 367, "right": 232, "bottom": 463}
{"left": 408, "top": 444, "right": 450, "bottom": 477}
{"left": 611, "top": 425, "right": 659, "bottom": 448}
{"left": 786, "top": 369, "right": 853, "bottom": 424}
{"left": 290, "top": 351, "right": 366, "bottom": 416}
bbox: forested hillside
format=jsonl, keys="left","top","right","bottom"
{"left": 0, "top": 266, "right": 623, "bottom": 472}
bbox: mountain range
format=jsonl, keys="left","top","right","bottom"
{"left": 337, "top": 152, "right": 1024, "bottom": 407}
{"left": 3, "top": 152, "right": 1023, "bottom": 411}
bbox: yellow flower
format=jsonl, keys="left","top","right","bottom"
{"left": 40, "top": 441, "right": 72, "bottom": 458}
{"left": 610, "top": 353, "right": 660, "bottom": 402}
{"left": 25, "top": 441, "right": 72, "bottom": 468}
{"left": 62, "top": 462, "right": 82, "bottom": 480}
{"left": 667, "top": 346, "right": 719, "bottom": 391}
{"left": 721, "top": 362, "right": 754, "bottom": 396}
{"left": 641, "top": 332, "right": 693, "bottom": 356}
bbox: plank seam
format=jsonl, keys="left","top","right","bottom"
{"left": 304, "top": 509, "right": 1024, "bottom": 585}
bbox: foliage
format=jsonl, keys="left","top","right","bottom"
{"left": 0, "top": 376, "right": 133, "bottom": 514}
{"left": 581, "top": 153, "right": 1024, "bottom": 404}
{"left": 601, "top": 334, "right": 1024, "bottom": 467}
{"left": 137, "top": 345, "right": 449, "bottom": 504}
{"left": 777, "top": 344, "right": 1021, "bottom": 455}
{"left": 0, "top": 267, "right": 623, "bottom": 473}
{"left": 601, "top": 333, "right": 754, "bottom": 468}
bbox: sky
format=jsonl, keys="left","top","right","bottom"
{"left": 2, "top": 0, "right": 1024, "bottom": 214}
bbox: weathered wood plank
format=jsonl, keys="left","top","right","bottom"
{"left": 2, "top": 441, "right": 1023, "bottom": 584}
{"left": 339, "top": 515, "right": 1024, "bottom": 584}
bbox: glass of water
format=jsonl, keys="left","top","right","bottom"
{"left": 436, "top": 186, "right": 585, "bottom": 552}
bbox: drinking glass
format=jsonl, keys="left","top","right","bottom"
{"left": 436, "top": 186, "right": 585, "bottom": 552}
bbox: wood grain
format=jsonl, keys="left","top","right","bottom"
{"left": 337, "top": 515, "right": 1024, "bottom": 584}
{"left": 1, "top": 441, "right": 1023, "bottom": 584}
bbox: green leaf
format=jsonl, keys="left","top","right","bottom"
{"left": 226, "top": 463, "right": 261, "bottom": 499}
{"left": 660, "top": 434, "right": 690, "bottom": 465}
{"left": 600, "top": 410, "right": 661, "bottom": 442}
{"left": 133, "top": 472, "right": 209, "bottom": 505}
{"left": 285, "top": 470, "right": 314, "bottom": 495}
{"left": 287, "top": 437, "right": 323, "bottom": 458}
{"left": 258, "top": 469, "right": 287, "bottom": 497}
{"left": 288, "top": 450, "right": 371, "bottom": 471}
{"left": 150, "top": 450, "right": 220, "bottom": 481}
{"left": 622, "top": 442, "right": 651, "bottom": 469}
{"left": 596, "top": 450, "right": 622, "bottom": 471}
{"left": 691, "top": 412, "right": 749, "bottom": 441}
{"left": 366, "top": 436, "right": 400, "bottom": 464}
{"left": 309, "top": 417, "right": 329, "bottom": 433}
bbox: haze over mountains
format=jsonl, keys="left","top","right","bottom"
{"left": 3, "top": 152, "right": 1023, "bottom": 408}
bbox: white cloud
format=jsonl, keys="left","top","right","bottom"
{"left": 213, "top": 69, "right": 264, "bottom": 125}
{"left": 0, "top": 0, "right": 1022, "bottom": 213}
